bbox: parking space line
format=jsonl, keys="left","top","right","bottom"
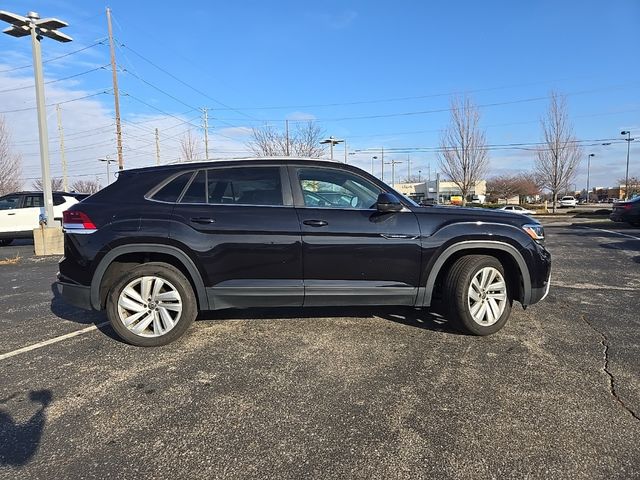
{"left": 580, "top": 226, "right": 640, "bottom": 240}
{"left": 0, "top": 322, "right": 109, "bottom": 361}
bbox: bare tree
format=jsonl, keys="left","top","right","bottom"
{"left": 71, "top": 179, "right": 101, "bottom": 194}
{"left": 534, "top": 92, "right": 582, "bottom": 213}
{"left": 180, "top": 130, "right": 201, "bottom": 162}
{"left": 437, "top": 96, "right": 489, "bottom": 206}
{"left": 619, "top": 176, "right": 640, "bottom": 198}
{"left": 248, "top": 121, "right": 326, "bottom": 158}
{"left": 0, "top": 116, "right": 23, "bottom": 195}
{"left": 486, "top": 173, "right": 541, "bottom": 204}
{"left": 32, "top": 177, "right": 64, "bottom": 191}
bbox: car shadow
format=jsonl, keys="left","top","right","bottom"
{"left": 198, "top": 305, "right": 462, "bottom": 335}
{"left": 49, "top": 283, "right": 121, "bottom": 342}
{"left": 0, "top": 389, "right": 52, "bottom": 467}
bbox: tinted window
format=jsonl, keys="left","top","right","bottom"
{"left": 0, "top": 195, "right": 21, "bottom": 210}
{"left": 25, "top": 195, "right": 43, "bottom": 208}
{"left": 207, "top": 167, "right": 283, "bottom": 206}
{"left": 298, "top": 168, "right": 382, "bottom": 210}
{"left": 153, "top": 172, "right": 194, "bottom": 202}
{"left": 180, "top": 170, "right": 206, "bottom": 203}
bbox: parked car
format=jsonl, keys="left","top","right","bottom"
{"left": 559, "top": 196, "right": 577, "bottom": 208}
{"left": 56, "top": 158, "right": 551, "bottom": 346}
{"left": 419, "top": 198, "right": 437, "bottom": 206}
{"left": 0, "top": 191, "right": 84, "bottom": 246}
{"left": 498, "top": 205, "right": 535, "bottom": 215}
{"left": 609, "top": 196, "right": 640, "bottom": 226}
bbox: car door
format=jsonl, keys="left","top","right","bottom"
{"left": 290, "top": 165, "right": 422, "bottom": 306}
{"left": 168, "top": 165, "right": 303, "bottom": 309}
{"left": 0, "top": 194, "right": 25, "bottom": 234}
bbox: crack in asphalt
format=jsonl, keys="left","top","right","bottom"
{"left": 580, "top": 315, "right": 640, "bottom": 422}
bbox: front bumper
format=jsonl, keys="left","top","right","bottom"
{"left": 55, "top": 280, "right": 92, "bottom": 310}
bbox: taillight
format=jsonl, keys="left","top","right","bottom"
{"left": 63, "top": 210, "right": 97, "bottom": 233}
{"left": 624, "top": 204, "right": 632, "bottom": 211}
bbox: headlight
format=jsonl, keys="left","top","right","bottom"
{"left": 522, "top": 223, "right": 544, "bottom": 242}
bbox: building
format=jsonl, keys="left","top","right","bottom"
{"left": 394, "top": 180, "right": 487, "bottom": 204}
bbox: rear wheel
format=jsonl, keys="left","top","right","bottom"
{"left": 106, "top": 262, "right": 197, "bottom": 346}
{"left": 443, "top": 255, "right": 512, "bottom": 335}
{"left": 0, "top": 239, "right": 13, "bottom": 246}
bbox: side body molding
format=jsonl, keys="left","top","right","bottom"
{"left": 90, "top": 244, "right": 208, "bottom": 310}
{"left": 419, "top": 240, "right": 532, "bottom": 307}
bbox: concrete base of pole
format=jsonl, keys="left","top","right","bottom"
{"left": 33, "top": 226, "right": 64, "bottom": 256}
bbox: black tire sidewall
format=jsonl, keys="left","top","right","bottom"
{"left": 106, "top": 263, "right": 197, "bottom": 347}
{"left": 448, "top": 256, "right": 512, "bottom": 336}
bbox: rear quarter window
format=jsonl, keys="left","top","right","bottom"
{"left": 152, "top": 172, "right": 194, "bottom": 203}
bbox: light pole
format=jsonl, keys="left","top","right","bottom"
{"left": 371, "top": 156, "right": 377, "bottom": 175}
{"left": 621, "top": 131, "right": 634, "bottom": 200}
{"left": 1, "top": 10, "right": 72, "bottom": 225}
{"left": 99, "top": 157, "right": 117, "bottom": 185}
{"left": 320, "top": 136, "right": 344, "bottom": 161}
{"left": 418, "top": 170, "right": 422, "bottom": 182}
{"left": 586, "top": 153, "right": 595, "bottom": 203}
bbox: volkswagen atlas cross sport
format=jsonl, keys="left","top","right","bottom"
{"left": 56, "top": 158, "right": 551, "bottom": 346}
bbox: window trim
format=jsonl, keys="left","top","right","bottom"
{"left": 145, "top": 166, "right": 293, "bottom": 207}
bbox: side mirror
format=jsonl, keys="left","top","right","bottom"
{"left": 376, "top": 192, "right": 403, "bottom": 213}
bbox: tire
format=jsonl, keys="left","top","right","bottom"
{"left": 0, "top": 239, "right": 13, "bottom": 246}
{"left": 443, "top": 255, "right": 512, "bottom": 335}
{"left": 106, "top": 262, "right": 197, "bottom": 347}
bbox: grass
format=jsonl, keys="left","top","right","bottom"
{"left": 0, "top": 254, "right": 21, "bottom": 265}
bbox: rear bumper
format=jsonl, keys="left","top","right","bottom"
{"left": 55, "top": 280, "right": 93, "bottom": 310}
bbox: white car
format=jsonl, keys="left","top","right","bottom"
{"left": 559, "top": 196, "right": 577, "bottom": 208}
{"left": 0, "top": 191, "right": 86, "bottom": 246}
{"left": 499, "top": 205, "right": 535, "bottom": 215}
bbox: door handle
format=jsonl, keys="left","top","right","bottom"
{"left": 190, "top": 217, "right": 216, "bottom": 224}
{"left": 303, "top": 219, "right": 328, "bottom": 227}
{"left": 381, "top": 233, "right": 419, "bottom": 239}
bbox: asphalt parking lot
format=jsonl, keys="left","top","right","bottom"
{"left": 1, "top": 219, "right": 639, "bottom": 479}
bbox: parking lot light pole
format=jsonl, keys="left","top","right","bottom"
{"left": 320, "top": 136, "right": 344, "bottom": 161}
{"left": 99, "top": 157, "right": 117, "bottom": 185}
{"left": 0, "top": 10, "right": 72, "bottom": 225}
{"left": 621, "top": 131, "right": 634, "bottom": 200}
{"left": 586, "top": 153, "right": 595, "bottom": 203}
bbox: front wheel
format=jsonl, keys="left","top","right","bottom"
{"left": 106, "top": 262, "right": 197, "bottom": 346}
{"left": 443, "top": 255, "right": 512, "bottom": 335}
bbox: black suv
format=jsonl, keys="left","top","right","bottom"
{"left": 56, "top": 158, "right": 551, "bottom": 346}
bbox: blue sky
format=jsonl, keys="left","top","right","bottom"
{"left": 0, "top": 0, "right": 638, "bottom": 188}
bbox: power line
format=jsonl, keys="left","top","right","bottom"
{"left": 0, "top": 40, "right": 107, "bottom": 73}
{"left": 0, "top": 65, "right": 109, "bottom": 94}
{"left": 0, "top": 90, "right": 111, "bottom": 114}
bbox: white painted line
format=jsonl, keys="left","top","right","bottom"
{"left": 0, "top": 322, "right": 109, "bottom": 361}
{"left": 581, "top": 226, "right": 640, "bottom": 240}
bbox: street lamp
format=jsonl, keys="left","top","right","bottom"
{"left": 0, "top": 10, "right": 72, "bottom": 225}
{"left": 418, "top": 170, "right": 422, "bottom": 182}
{"left": 99, "top": 157, "right": 117, "bottom": 185}
{"left": 371, "top": 156, "right": 377, "bottom": 175}
{"left": 320, "top": 136, "right": 344, "bottom": 161}
{"left": 586, "top": 153, "right": 595, "bottom": 203}
{"left": 621, "top": 131, "right": 635, "bottom": 200}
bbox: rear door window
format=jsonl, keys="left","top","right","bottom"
{"left": 24, "top": 195, "right": 44, "bottom": 208}
{"left": 207, "top": 167, "right": 283, "bottom": 206}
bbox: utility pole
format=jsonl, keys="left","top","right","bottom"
{"left": 385, "top": 159, "right": 402, "bottom": 187}
{"left": 621, "top": 131, "right": 634, "bottom": 200}
{"left": 155, "top": 128, "right": 160, "bottom": 166}
{"left": 320, "top": 136, "right": 344, "bottom": 161}
{"left": 1, "top": 10, "right": 73, "bottom": 227}
{"left": 202, "top": 107, "right": 209, "bottom": 160}
{"left": 407, "top": 154, "right": 411, "bottom": 181}
{"left": 56, "top": 104, "right": 68, "bottom": 192}
{"left": 436, "top": 172, "right": 441, "bottom": 204}
{"left": 381, "top": 146, "right": 385, "bottom": 181}
{"left": 344, "top": 140, "right": 348, "bottom": 164}
{"left": 106, "top": 7, "right": 123, "bottom": 170}
{"left": 285, "top": 120, "right": 290, "bottom": 156}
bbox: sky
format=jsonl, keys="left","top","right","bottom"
{"left": 0, "top": 0, "right": 638, "bottom": 190}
